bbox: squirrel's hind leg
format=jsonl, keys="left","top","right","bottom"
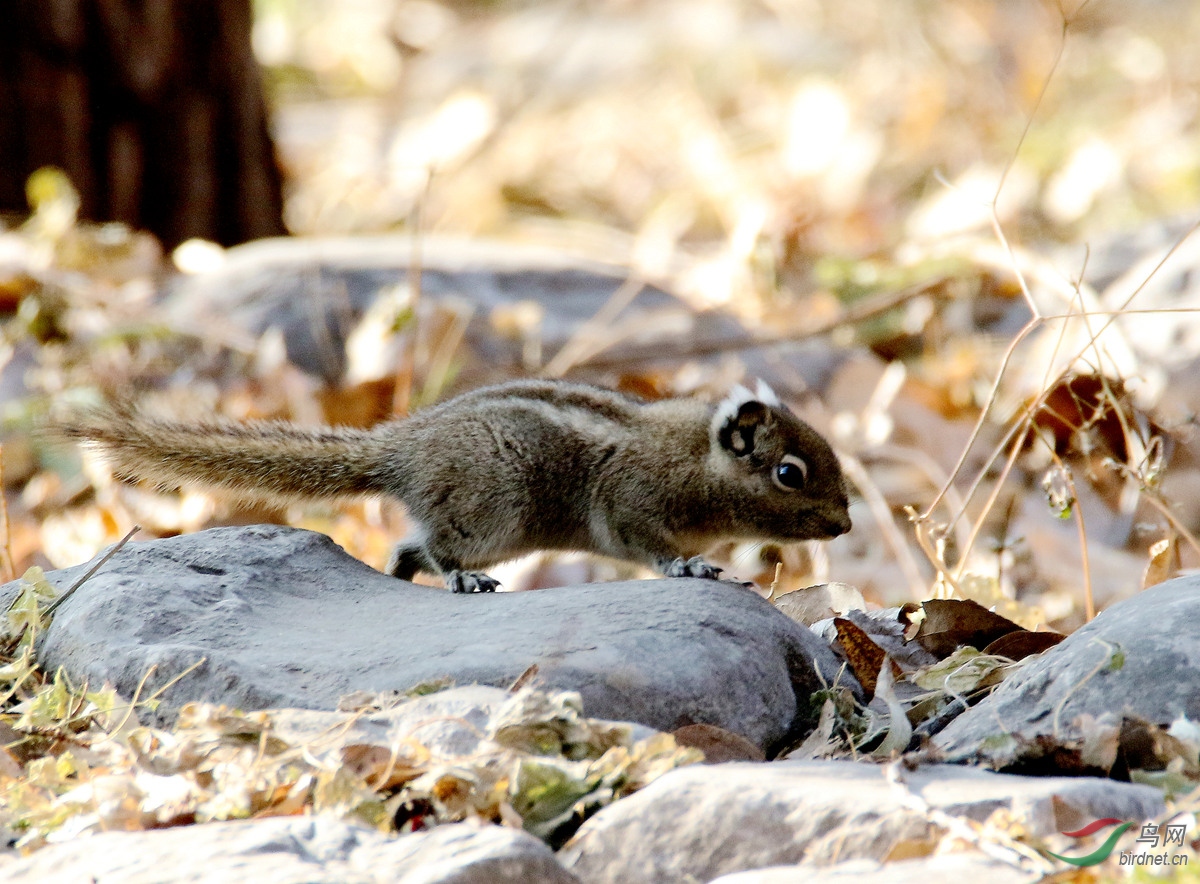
{"left": 387, "top": 537, "right": 503, "bottom": 593}
{"left": 386, "top": 539, "right": 433, "bottom": 580}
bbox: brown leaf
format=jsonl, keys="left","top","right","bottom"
{"left": 508, "top": 663, "right": 541, "bottom": 693}
{"left": 341, "top": 743, "right": 425, "bottom": 791}
{"left": 672, "top": 724, "right": 765, "bottom": 764}
{"left": 883, "top": 835, "right": 941, "bottom": 862}
{"left": 0, "top": 747, "right": 23, "bottom": 779}
{"left": 0, "top": 719, "right": 33, "bottom": 769}
{"left": 1031, "top": 373, "right": 1129, "bottom": 460}
{"left": 982, "top": 630, "right": 1066, "bottom": 661}
{"left": 1143, "top": 536, "right": 1180, "bottom": 590}
{"left": 318, "top": 377, "right": 397, "bottom": 427}
{"left": 899, "top": 602, "right": 923, "bottom": 641}
{"left": 834, "top": 617, "right": 888, "bottom": 699}
{"left": 914, "top": 599, "right": 1023, "bottom": 658}
{"left": 1113, "top": 716, "right": 1200, "bottom": 782}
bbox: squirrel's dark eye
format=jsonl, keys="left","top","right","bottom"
{"left": 773, "top": 455, "right": 808, "bottom": 490}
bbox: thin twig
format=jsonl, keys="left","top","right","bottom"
{"left": 917, "top": 2, "right": 1086, "bottom": 568}
{"left": 946, "top": 239, "right": 1081, "bottom": 578}
{"left": 0, "top": 451, "right": 12, "bottom": 584}
{"left": 950, "top": 422, "right": 1031, "bottom": 583}
{"left": 543, "top": 273, "right": 647, "bottom": 377}
{"left": 989, "top": 14, "right": 1071, "bottom": 317}
{"left": 574, "top": 279, "right": 935, "bottom": 371}
{"left": 841, "top": 455, "right": 927, "bottom": 598}
{"left": 919, "top": 316, "right": 1041, "bottom": 521}
{"left": 1147, "top": 496, "right": 1200, "bottom": 560}
{"left": 1044, "top": 446, "right": 1095, "bottom": 620}
{"left": 1051, "top": 636, "right": 1113, "bottom": 738}
{"left": 393, "top": 169, "right": 432, "bottom": 417}
{"left": 44, "top": 525, "right": 141, "bottom": 618}
{"left": 88, "top": 656, "right": 207, "bottom": 746}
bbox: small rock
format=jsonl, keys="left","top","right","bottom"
{"left": 935, "top": 575, "right": 1200, "bottom": 768}
{"left": 557, "top": 759, "right": 1163, "bottom": 884}
{"left": 6, "top": 525, "right": 851, "bottom": 751}
{"left": 0, "top": 816, "right": 578, "bottom": 884}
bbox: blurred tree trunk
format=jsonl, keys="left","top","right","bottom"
{"left": 0, "top": 0, "right": 286, "bottom": 249}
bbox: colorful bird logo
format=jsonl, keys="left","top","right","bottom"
{"left": 1044, "top": 818, "right": 1134, "bottom": 866}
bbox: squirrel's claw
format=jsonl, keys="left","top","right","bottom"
{"left": 446, "top": 570, "right": 502, "bottom": 593}
{"left": 663, "top": 555, "right": 723, "bottom": 580}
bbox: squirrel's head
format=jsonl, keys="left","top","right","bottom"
{"left": 709, "top": 381, "right": 851, "bottom": 542}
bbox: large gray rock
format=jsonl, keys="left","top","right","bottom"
{"left": 557, "top": 760, "right": 1163, "bottom": 884}
{"left": 0, "top": 816, "right": 578, "bottom": 884}
{"left": 11, "top": 525, "right": 849, "bottom": 750}
{"left": 935, "top": 575, "right": 1200, "bottom": 768}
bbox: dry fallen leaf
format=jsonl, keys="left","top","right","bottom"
{"left": 1142, "top": 535, "right": 1181, "bottom": 590}
{"left": 981, "top": 630, "right": 1065, "bottom": 661}
{"left": 774, "top": 582, "right": 866, "bottom": 626}
{"left": 913, "top": 599, "right": 1024, "bottom": 658}
{"left": 834, "top": 616, "right": 889, "bottom": 699}
{"left": 671, "top": 724, "right": 764, "bottom": 764}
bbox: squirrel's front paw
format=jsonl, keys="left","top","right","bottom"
{"left": 446, "top": 570, "right": 502, "bottom": 593}
{"left": 663, "top": 556, "right": 724, "bottom": 580}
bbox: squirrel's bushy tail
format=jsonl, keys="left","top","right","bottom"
{"left": 56, "top": 405, "right": 396, "bottom": 504}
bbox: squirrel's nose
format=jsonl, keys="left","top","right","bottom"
{"left": 824, "top": 511, "right": 852, "bottom": 538}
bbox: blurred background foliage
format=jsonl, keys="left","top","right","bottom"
{"left": 260, "top": 0, "right": 1200, "bottom": 288}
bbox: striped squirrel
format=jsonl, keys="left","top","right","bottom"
{"left": 59, "top": 379, "right": 851, "bottom": 592}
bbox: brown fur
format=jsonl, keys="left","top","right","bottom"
{"left": 57, "top": 380, "right": 851, "bottom": 592}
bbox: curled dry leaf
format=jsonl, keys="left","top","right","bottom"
{"left": 981, "top": 630, "right": 1065, "bottom": 661}
{"left": 869, "top": 660, "right": 912, "bottom": 758}
{"left": 912, "top": 599, "right": 1024, "bottom": 659}
{"left": 785, "top": 698, "right": 839, "bottom": 761}
{"left": 341, "top": 743, "right": 428, "bottom": 791}
{"left": 1142, "top": 535, "right": 1181, "bottom": 590}
{"left": 833, "top": 617, "right": 889, "bottom": 700}
{"left": 910, "top": 648, "right": 1010, "bottom": 696}
{"left": 774, "top": 582, "right": 866, "bottom": 626}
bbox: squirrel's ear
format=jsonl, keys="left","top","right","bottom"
{"left": 754, "top": 379, "right": 781, "bottom": 407}
{"left": 712, "top": 384, "right": 773, "bottom": 457}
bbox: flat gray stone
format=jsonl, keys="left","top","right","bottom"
{"left": 557, "top": 759, "right": 1163, "bottom": 884}
{"left": 163, "top": 235, "right": 849, "bottom": 390}
{"left": 9, "top": 525, "right": 849, "bottom": 750}
{"left": 0, "top": 816, "right": 578, "bottom": 884}
{"left": 935, "top": 575, "right": 1200, "bottom": 768}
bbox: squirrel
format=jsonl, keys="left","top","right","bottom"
{"left": 57, "top": 379, "right": 851, "bottom": 593}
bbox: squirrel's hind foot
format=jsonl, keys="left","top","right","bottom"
{"left": 662, "top": 556, "right": 756, "bottom": 589}
{"left": 446, "top": 570, "right": 502, "bottom": 593}
{"left": 663, "top": 555, "right": 723, "bottom": 580}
